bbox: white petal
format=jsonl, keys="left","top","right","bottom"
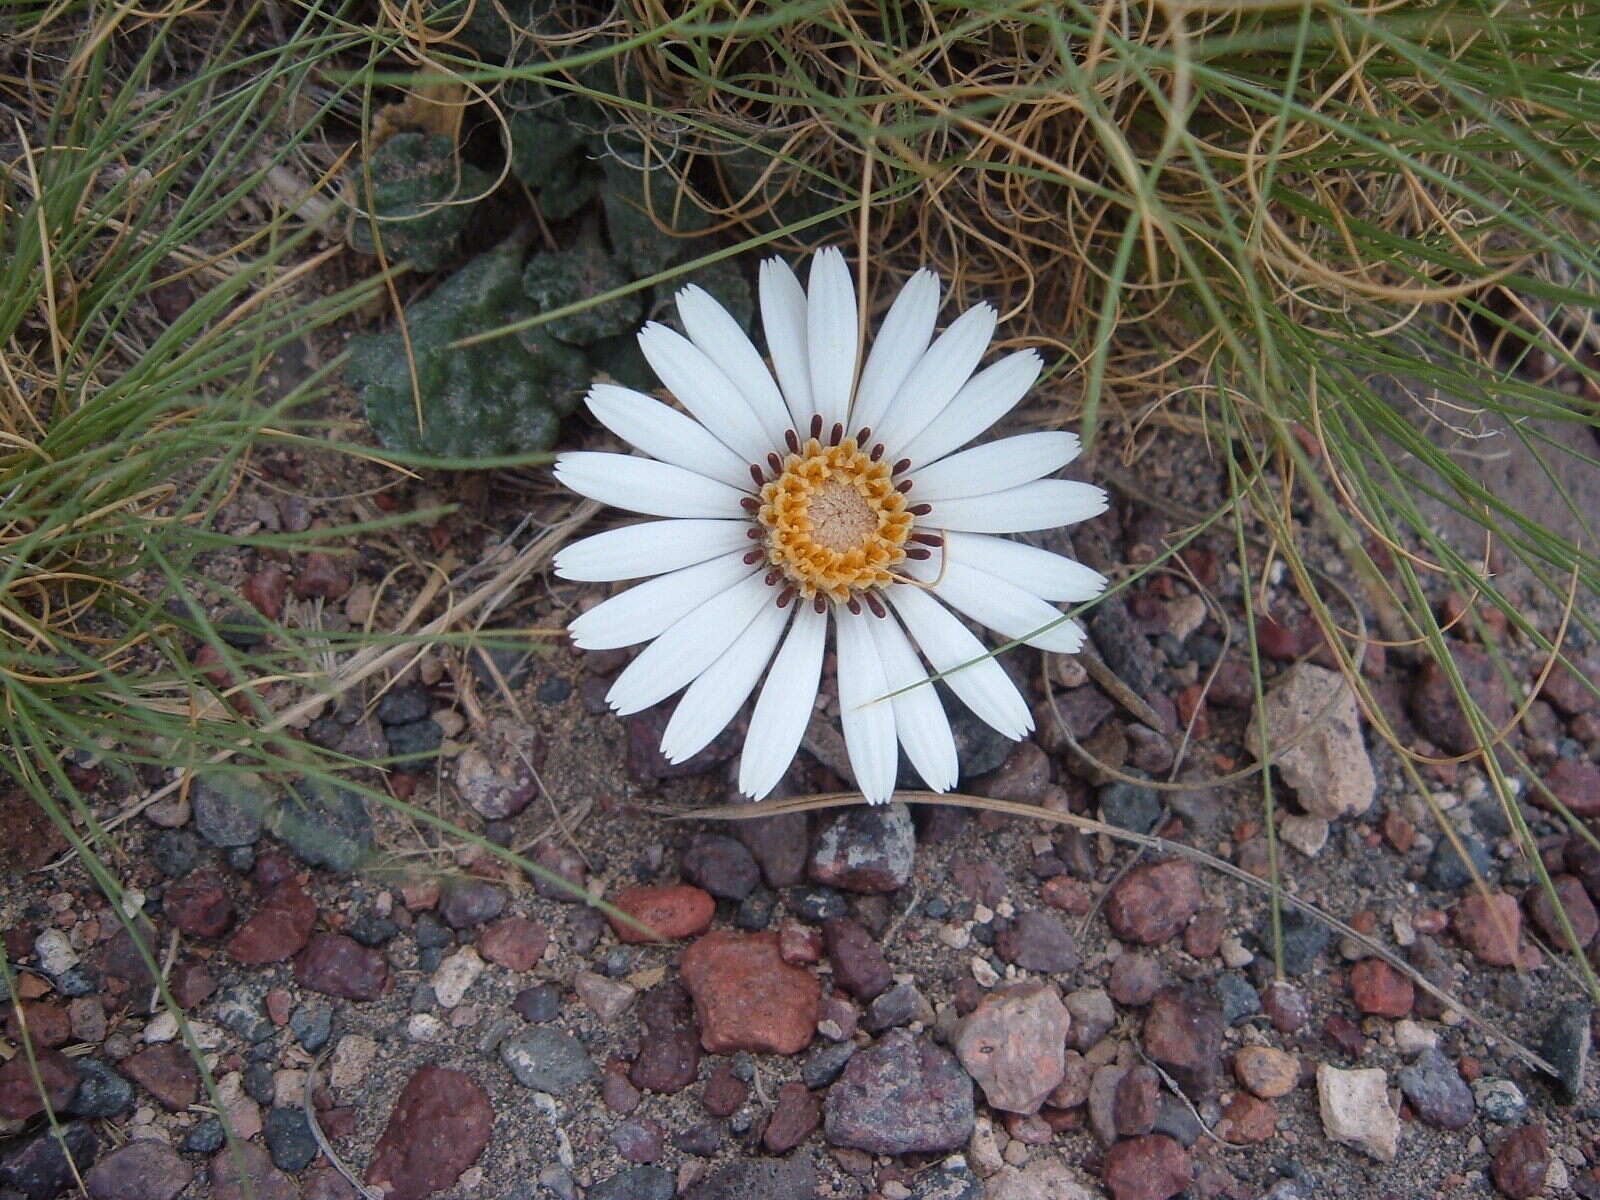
{"left": 738, "top": 604, "right": 826, "bottom": 800}
{"left": 941, "top": 532, "right": 1107, "bottom": 602}
{"left": 568, "top": 551, "right": 754, "bottom": 649}
{"left": 554, "top": 452, "right": 749, "bottom": 518}
{"left": 868, "top": 613, "right": 958, "bottom": 792}
{"left": 925, "top": 479, "right": 1108, "bottom": 533}
{"left": 584, "top": 384, "right": 750, "bottom": 488}
{"left": 886, "top": 585, "right": 1032, "bottom": 740}
{"left": 929, "top": 559, "right": 1085, "bottom": 653}
{"left": 660, "top": 601, "right": 791, "bottom": 763}
{"left": 872, "top": 303, "right": 997, "bottom": 455}
{"left": 759, "top": 257, "right": 813, "bottom": 429}
{"left": 898, "top": 350, "right": 1043, "bottom": 470}
{"left": 637, "top": 323, "right": 771, "bottom": 463}
{"left": 676, "top": 285, "right": 793, "bottom": 447}
{"left": 835, "top": 609, "right": 899, "bottom": 804}
{"left": 908, "top": 431, "right": 1079, "bottom": 501}
{"left": 606, "top": 572, "right": 772, "bottom": 714}
{"left": 554, "top": 519, "right": 754, "bottom": 582}
{"left": 850, "top": 269, "right": 939, "bottom": 437}
{"left": 806, "top": 247, "right": 858, "bottom": 433}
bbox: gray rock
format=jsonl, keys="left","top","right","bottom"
{"left": 262, "top": 1106, "right": 317, "bottom": 1171}
{"left": 680, "top": 1156, "right": 818, "bottom": 1200}
{"left": 824, "top": 1031, "right": 974, "bottom": 1155}
{"left": 192, "top": 772, "right": 272, "bottom": 847}
{"left": 802, "top": 1041, "right": 857, "bottom": 1090}
{"left": 1, "top": 1122, "right": 96, "bottom": 1200}
{"left": 1216, "top": 972, "right": 1261, "bottom": 1025}
{"left": 500, "top": 1029, "right": 595, "bottom": 1095}
{"left": 911, "top": 1155, "right": 981, "bottom": 1200}
{"left": 1261, "top": 908, "right": 1331, "bottom": 975}
{"left": 64, "top": 1060, "right": 133, "bottom": 1119}
{"left": 270, "top": 777, "right": 372, "bottom": 873}
{"left": 1539, "top": 1001, "right": 1591, "bottom": 1103}
{"left": 1398, "top": 1048, "right": 1474, "bottom": 1129}
{"left": 1245, "top": 663, "right": 1375, "bottom": 819}
{"left": 439, "top": 879, "right": 507, "bottom": 930}
{"left": 289, "top": 1004, "right": 331, "bottom": 1053}
{"left": 1426, "top": 834, "right": 1492, "bottom": 891}
{"left": 386, "top": 718, "right": 443, "bottom": 759}
{"left": 1098, "top": 779, "right": 1161, "bottom": 834}
{"left": 809, "top": 803, "right": 916, "bottom": 893}
{"left": 1473, "top": 1077, "right": 1526, "bottom": 1123}
{"left": 588, "top": 1166, "right": 674, "bottom": 1200}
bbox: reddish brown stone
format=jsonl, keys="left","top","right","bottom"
{"left": 1218, "top": 1093, "right": 1277, "bottom": 1143}
{"left": 1105, "top": 861, "right": 1201, "bottom": 946}
{"left": 170, "top": 962, "right": 216, "bottom": 1009}
{"left": 1454, "top": 893, "right": 1523, "bottom": 966}
{"left": 226, "top": 880, "right": 317, "bottom": 964}
{"left": 680, "top": 930, "right": 818, "bottom": 1055}
{"left": 700, "top": 1062, "right": 748, "bottom": 1117}
{"left": 1040, "top": 876, "right": 1093, "bottom": 914}
{"left": 212, "top": 1143, "right": 298, "bottom": 1200}
{"left": 778, "top": 920, "right": 822, "bottom": 965}
{"left": 1142, "top": 987, "right": 1223, "bottom": 1098}
{"left": 763, "top": 1081, "right": 821, "bottom": 1153}
{"left": 1349, "top": 958, "right": 1414, "bottom": 1017}
{"left": 0, "top": 1047, "right": 78, "bottom": 1119}
{"left": 1113, "top": 1065, "right": 1160, "bottom": 1137}
{"left": 123, "top": 1042, "right": 199, "bottom": 1111}
{"left": 1382, "top": 811, "right": 1417, "bottom": 853}
{"left": 294, "top": 933, "right": 388, "bottom": 1001}
{"left": 243, "top": 565, "right": 288, "bottom": 621}
{"left": 164, "top": 870, "right": 234, "bottom": 939}
{"left": 477, "top": 917, "right": 548, "bottom": 970}
{"left": 1545, "top": 760, "right": 1600, "bottom": 818}
{"left": 1491, "top": 1124, "right": 1549, "bottom": 1200}
{"left": 1183, "top": 908, "right": 1226, "bottom": 959}
{"left": 823, "top": 918, "right": 892, "bottom": 1001}
{"left": 1527, "top": 874, "right": 1599, "bottom": 950}
{"left": 5, "top": 1001, "right": 71, "bottom": 1050}
{"left": 607, "top": 885, "right": 715, "bottom": 944}
{"left": 629, "top": 982, "right": 700, "bottom": 1094}
{"left": 1103, "top": 1134, "right": 1192, "bottom": 1200}
{"left": 293, "top": 552, "right": 352, "bottom": 600}
{"left": 364, "top": 1065, "right": 492, "bottom": 1200}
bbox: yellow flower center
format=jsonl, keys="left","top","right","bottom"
{"left": 756, "top": 436, "right": 913, "bottom": 603}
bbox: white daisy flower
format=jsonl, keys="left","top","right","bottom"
{"left": 553, "top": 248, "right": 1109, "bottom": 804}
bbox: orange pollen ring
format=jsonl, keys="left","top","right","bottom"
{"left": 756, "top": 437, "right": 912, "bottom": 602}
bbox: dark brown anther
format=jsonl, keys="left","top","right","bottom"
{"left": 911, "top": 531, "right": 943, "bottom": 546}
{"left": 908, "top": 503, "right": 932, "bottom": 516}
{"left": 846, "top": 596, "right": 862, "bottom": 615}
{"left": 856, "top": 426, "right": 872, "bottom": 446}
{"left": 749, "top": 464, "right": 766, "bottom": 487}
{"left": 747, "top": 527, "right": 764, "bottom": 539}
{"left": 864, "top": 592, "right": 887, "bottom": 618}
{"left": 743, "top": 548, "right": 765, "bottom": 564}
{"left": 905, "top": 547, "right": 931, "bottom": 560}
{"left": 892, "top": 458, "right": 911, "bottom": 476}
{"left": 869, "top": 443, "right": 885, "bottom": 462}
{"left": 785, "top": 429, "right": 801, "bottom": 454}
{"left": 895, "top": 480, "right": 913, "bottom": 493}
{"left": 809, "top": 413, "right": 824, "bottom": 439}
{"left": 767, "top": 452, "right": 783, "bottom": 476}
{"left": 765, "top": 568, "right": 783, "bottom": 587}
{"left": 776, "top": 586, "right": 796, "bottom": 608}
{"left": 829, "top": 422, "right": 844, "bottom": 445}
{"left": 740, "top": 497, "right": 760, "bottom": 512}
{"left": 813, "top": 595, "right": 827, "bottom": 614}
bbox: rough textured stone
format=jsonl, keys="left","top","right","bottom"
{"left": 163, "top": 870, "right": 234, "bottom": 938}
{"left": 438, "top": 879, "right": 507, "bottom": 930}
{"left": 1538, "top": 1001, "right": 1591, "bottom": 1104}
{"left": 1349, "top": 958, "right": 1414, "bottom": 1017}
{"left": 1142, "top": 986, "right": 1223, "bottom": 1098}
{"left": 734, "top": 811, "right": 809, "bottom": 888}
{"left": 985, "top": 1157, "right": 1102, "bottom": 1200}
{"left": 680, "top": 931, "right": 819, "bottom": 1055}
{"left": 1547, "top": 759, "right": 1600, "bottom": 818}
{"left": 1102, "top": 1135, "right": 1191, "bottom": 1200}
{"left": 226, "top": 880, "right": 317, "bottom": 964}
{"left": 679, "top": 1156, "right": 817, "bottom": 1200}
{"left": 1234, "top": 1046, "right": 1298, "bottom": 1099}
{"left": 954, "top": 982, "right": 1070, "bottom": 1115}
{"left": 294, "top": 933, "right": 388, "bottom": 1000}
{"left": 1398, "top": 1047, "right": 1474, "bottom": 1130}
{"left": 122, "top": 1043, "right": 197, "bottom": 1111}
{"left": 1454, "top": 892, "right": 1524, "bottom": 966}
{"left": 210, "top": 1143, "right": 298, "bottom": 1200}
{"left": 1528, "top": 874, "right": 1598, "bottom": 950}
{"left": 629, "top": 982, "right": 701, "bottom": 1094}
{"left": 608, "top": 885, "right": 716, "bottom": 943}
{"left": 1491, "top": 1124, "right": 1550, "bottom": 1199}
{"left": 1217, "top": 1093, "right": 1277, "bottom": 1144}
{"left": 763, "top": 1081, "right": 821, "bottom": 1152}
{"left": 477, "top": 916, "right": 548, "bottom": 970}
{"left": 1064, "top": 987, "right": 1115, "bottom": 1051}
{"left": 823, "top": 1031, "right": 975, "bottom": 1155}
{"left": 823, "top": 917, "right": 892, "bottom": 1000}
{"left": 501, "top": 1028, "right": 595, "bottom": 1094}
{"left": 1105, "top": 860, "right": 1201, "bottom": 945}
{"left": 84, "top": 1142, "right": 191, "bottom": 1200}
{"left": 994, "top": 910, "right": 1079, "bottom": 973}
{"left": 364, "top": 1065, "right": 493, "bottom": 1200}
{"left": 0, "top": 1120, "right": 96, "bottom": 1200}
{"left": 808, "top": 803, "right": 915, "bottom": 893}
{"left": 1247, "top": 662, "right": 1375, "bottom": 818}
{"left": 1317, "top": 1064, "right": 1399, "bottom": 1162}
{"left": 681, "top": 835, "right": 761, "bottom": 900}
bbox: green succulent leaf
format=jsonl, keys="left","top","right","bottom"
{"left": 601, "top": 156, "right": 712, "bottom": 276}
{"left": 522, "top": 244, "right": 643, "bottom": 345}
{"left": 347, "top": 132, "right": 491, "bottom": 273}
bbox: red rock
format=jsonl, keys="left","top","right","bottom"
{"left": 164, "top": 870, "right": 234, "bottom": 939}
{"left": 5, "top": 1001, "right": 71, "bottom": 1050}
{"left": 1545, "top": 760, "right": 1600, "bottom": 818}
{"left": 1383, "top": 811, "right": 1416, "bottom": 853}
{"left": 1542, "top": 662, "right": 1598, "bottom": 716}
{"left": 226, "top": 880, "right": 317, "bottom": 964}
{"left": 242, "top": 565, "right": 288, "bottom": 621}
{"left": 84, "top": 1141, "right": 192, "bottom": 1200}
{"left": 212, "top": 1142, "right": 298, "bottom": 1200}
{"left": 680, "top": 930, "right": 818, "bottom": 1055}
{"left": 764, "top": 1081, "right": 821, "bottom": 1153}
{"left": 294, "top": 933, "right": 388, "bottom": 1000}
{"left": 1218, "top": 1093, "right": 1277, "bottom": 1143}
{"left": 700, "top": 1062, "right": 748, "bottom": 1117}
{"left": 477, "top": 917, "right": 548, "bottom": 970}
{"left": 955, "top": 981, "right": 1071, "bottom": 1115}
{"left": 778, "top": 920, "right": 822, "bottom": 965}
{"left": 1454, "top": 893, "right": 1524, "bottom": 966}
{"left": 1255, "top": 616, "right": 1314, "bottom": 661}
{"left": 607, "top": 885, "right": 715, "bottom": 944}
{"left": 1105, "top": 861, "right": 1201, "bottom": 946}
{"left": 1142, "top": 987, "right": 1223, "bottom": 1097}
{"left": 1040, "top": 876, "right": 1093, "bottom": 914}
{"left": 1182, "top": 908, "right": 1225, "bottom": 959}
{"left": 822, "top": 918, "right": 891, "bottom": 1000}
{"left": 1108, "top": 952, "right": 1164, "bottom": 1007}
{"left": 0, "top": 1047, "right": 78, "bottom": 1119}
{"left": 1349, "top": 958, "right": 1414, "bottom": 1017}
{"left": 123, "top": 1042, "right": 199, "bottom": 1111}
{"left": 363, "top": 1066, "right": 492, "bottom": 1200}
{"left": 1491, "top": 1124, "right": 1549, "bottom": 1199}
{"left": 1527, "top": 874, "right": 1599, "bottom": 950}
{"left": 293, "top": 552, "right": 351, "bottom": 600}
{"left": 170, "top": 962, "right": 216, "bottom": 1009}
{"left": 629, "top": 982, "right": 700, "bottom": 1094}
{"left": 1113, "top": 1065, "right": 1160, "bottom": 1136}
{"left": 265, "top": 988, "right": 293, "bottom": 1026}
{"left": 1103, "top": 1133, "right": 1192, "bottom": 1200}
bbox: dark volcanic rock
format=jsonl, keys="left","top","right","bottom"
{"left": 364, "top": 1065, "right": 494, "bottom": 1200}
{"left": 294, "top": 933, "right": 388, "bottom": 1000}
{"left": 823, "top": 1031, "right": 975, "bottom": 1155}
